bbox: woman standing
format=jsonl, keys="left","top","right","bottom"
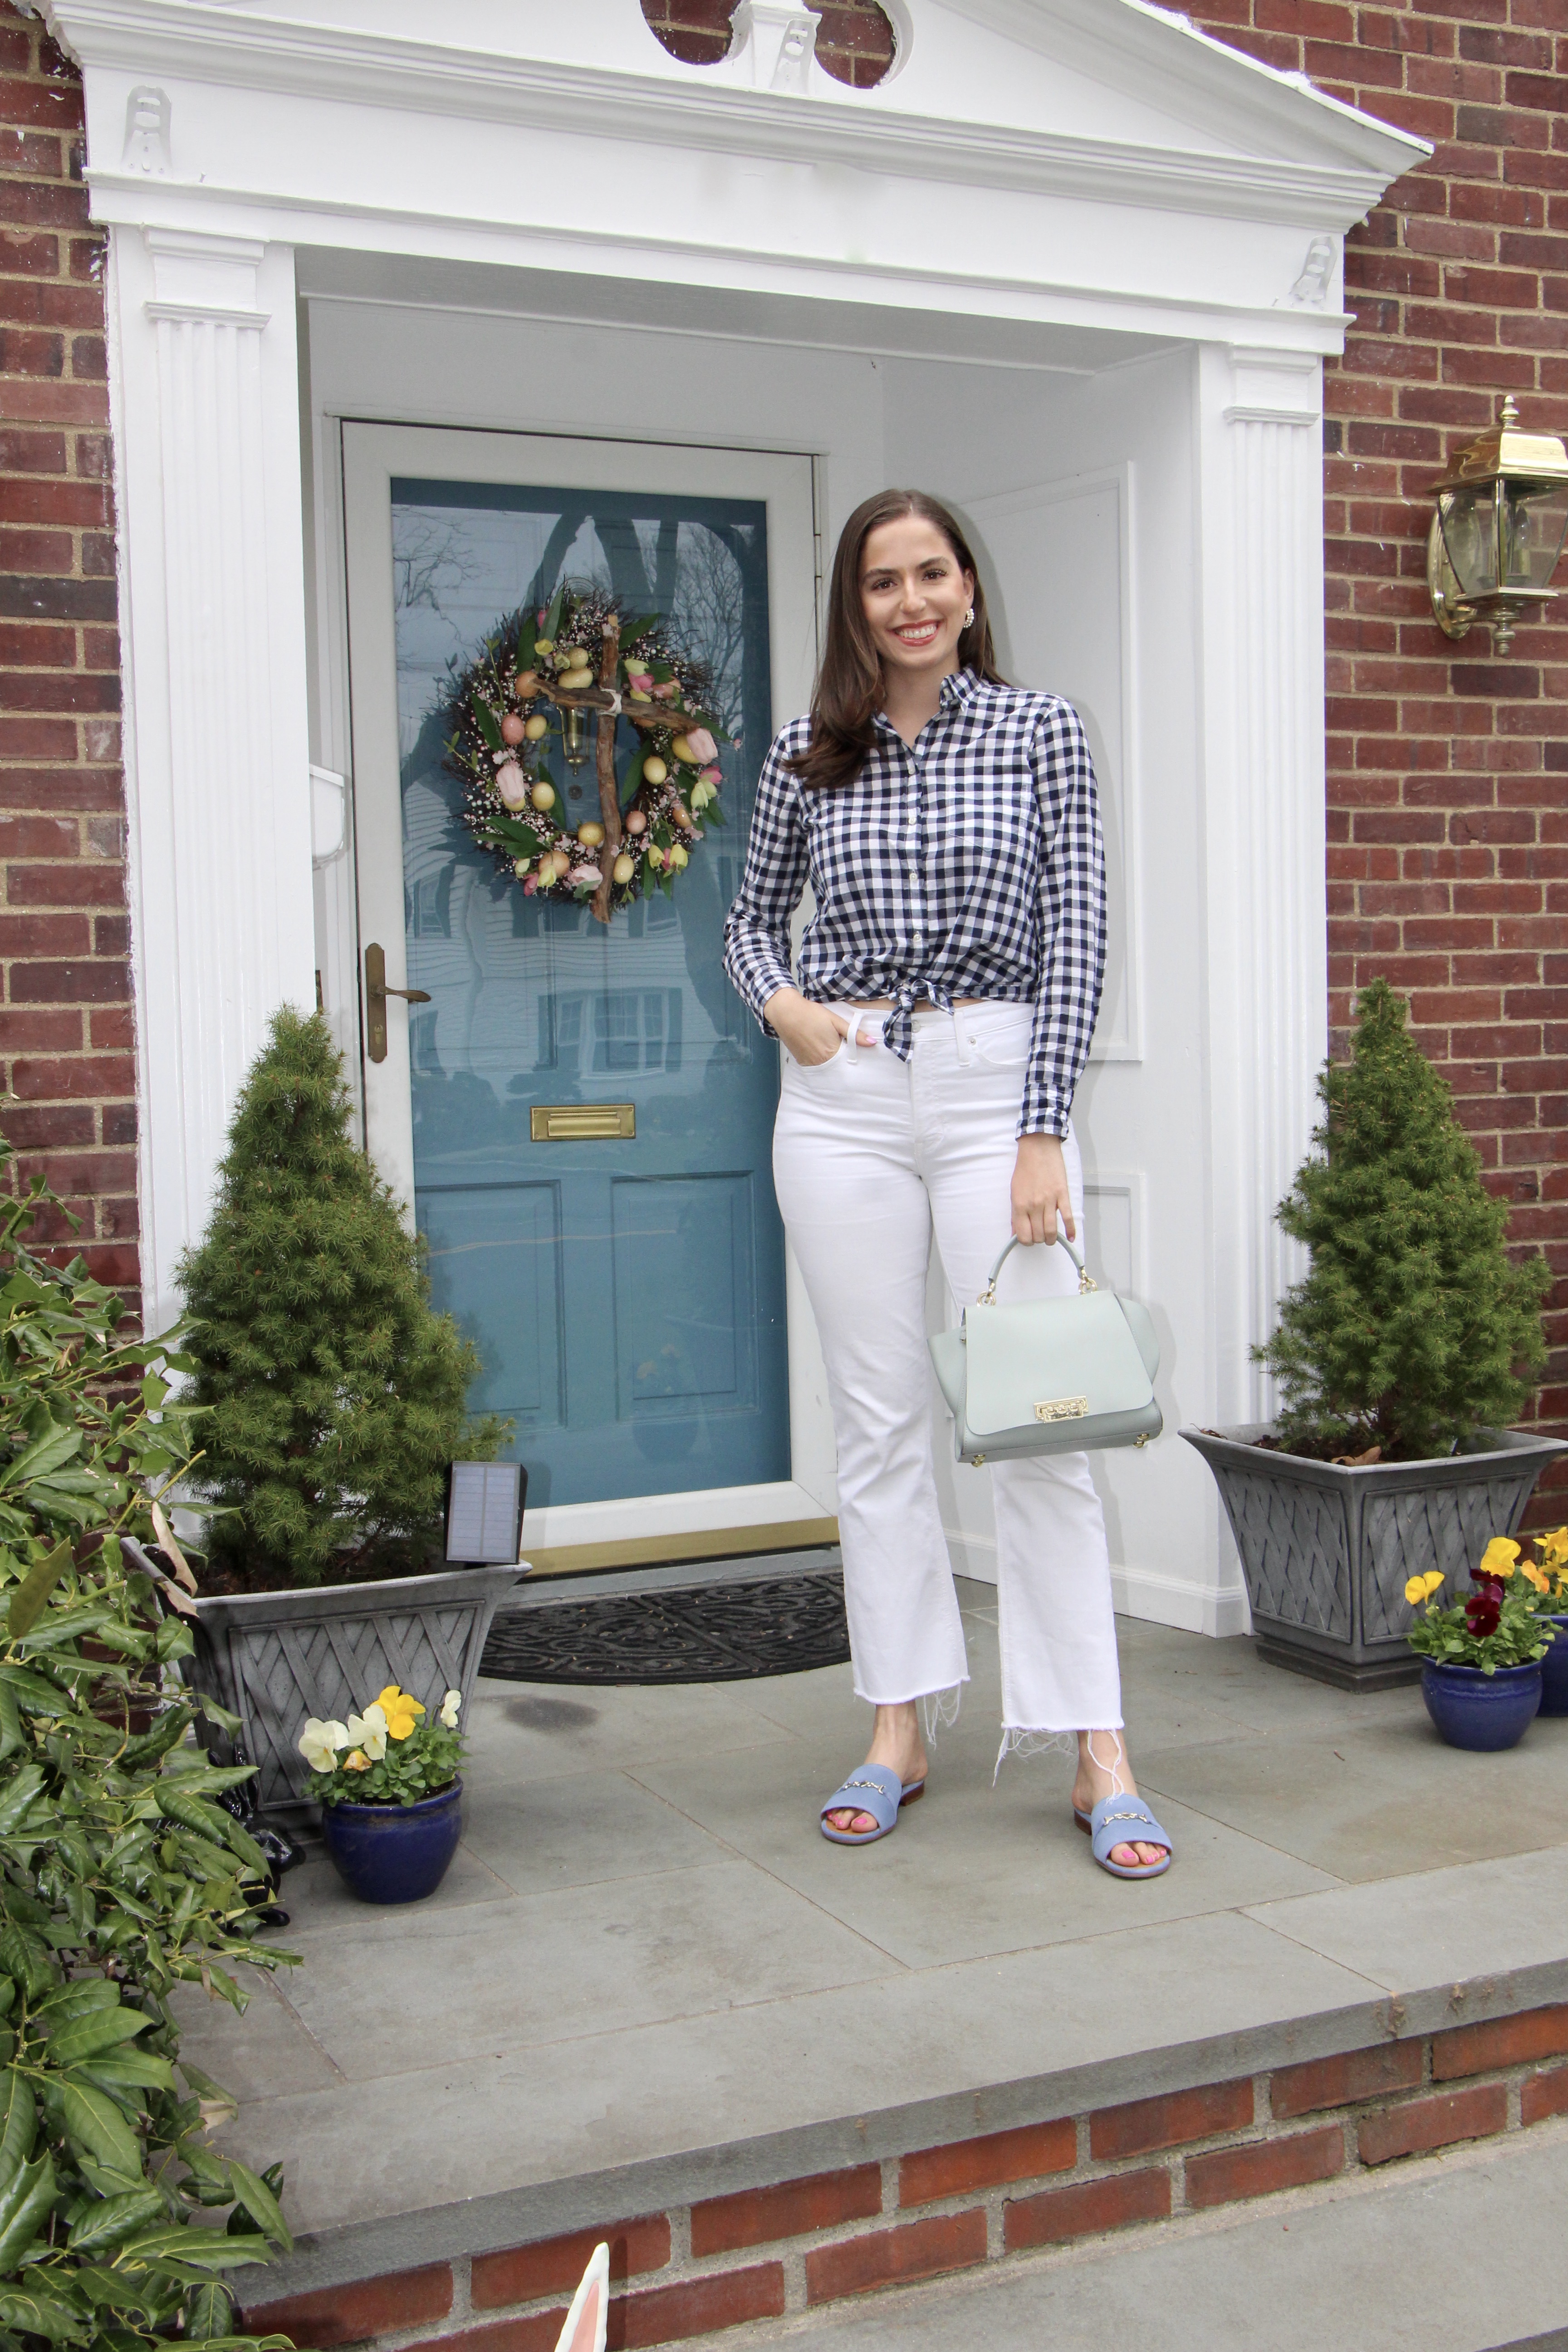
{"left": 722, "top": 489, "right": 1170, "bottom": 1877}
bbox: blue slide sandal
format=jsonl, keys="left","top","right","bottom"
{"left": 1074, "top": 1793, "right": 1173, "bottom": 1879}
{"left": 820, "top": 1763, "right": 925, "bottom": 1845}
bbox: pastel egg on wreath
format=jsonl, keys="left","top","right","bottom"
{"left": 671, "top": 803, "right": 694, "bottom": 832}
{"left": 613, "top": 852, "right": 636, "bottom": 885}
{"left": 577, "top": 820, "right": 606, "bottom": 848}
{"left": 500, "top": 712, "right": 527, "bottom": 746}
{"left": 623, "top": 808, "right": 647, "bottom": 835}
{"left": 495, "top": 762, "right": 530, "bottom": 810}
{"left": 642, "top": 756, "right": 668, "bottom": 785}
{"left": 524, "top": 715, "right": 549, "bottom": 741}
{"left": 531, "top": 780, "right": 556, "bottom": 810}
{"left": 514, "top": 669, "right": 539, "bottom": 697}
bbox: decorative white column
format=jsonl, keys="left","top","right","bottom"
{"left": 1197, "top": 343, "right": 1328, "bottom": 1428}
{"left": 108, "top": 227, "right": 314, "bottom": 1333}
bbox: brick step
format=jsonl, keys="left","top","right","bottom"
{"left": 240, "top": 1990, "right": 1568, "bottom": 2352}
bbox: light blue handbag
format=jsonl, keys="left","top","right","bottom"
{"left": 928, "top": 1232, "right": 1162, "bottom": 1465}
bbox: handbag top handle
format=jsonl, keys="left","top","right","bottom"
{"left": 977, "top": 1228, "right": 1097, "bottom": 1306}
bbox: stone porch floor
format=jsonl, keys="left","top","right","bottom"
{"left": 178, "top": 1579, "right": 1568, "bottom": 2304}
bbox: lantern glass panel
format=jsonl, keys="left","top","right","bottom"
{"left": 1499, "top": 480, "right": 1568, "bottom": 593}
{"left": 1438, "top": 484, "right": 1499, "bottom": 598}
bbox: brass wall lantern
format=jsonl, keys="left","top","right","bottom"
{"left": 1427, "top": 395, "right": 1568, "bottom": 655}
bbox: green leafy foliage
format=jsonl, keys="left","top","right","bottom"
{"left": 1255, "top": 981, "right": 1549, "bottom": 1461}
{"left": 0, "top": 1138, "right": 301, "bottom": 2349}
{"left": 177, "top": 1008, "right": 508, "bottom": 1588}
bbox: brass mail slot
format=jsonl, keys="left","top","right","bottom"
{"left": 1034, "top": 1396, "right": 1088, "bottom": 1423}
{"left": 530, "top": 1103, "right": 636, "bottom": 1142}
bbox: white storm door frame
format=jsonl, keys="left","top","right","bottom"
{"left": 340, "top": 421, "right": 833, "bottom": 1550}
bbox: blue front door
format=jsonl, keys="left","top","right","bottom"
{"left": 390, "top": 480, "right": 788, "bottom": 1510}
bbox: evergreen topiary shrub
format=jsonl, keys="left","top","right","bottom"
{"left": 1255, "top": 979, "right": 1549, "bottom": 1463}
{"left": 178, "top": 1007, "right": 507, "bottom": 1590}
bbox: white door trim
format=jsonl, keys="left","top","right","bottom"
{"left": 339, "top": 421, "right": 835, "bottom": 1553}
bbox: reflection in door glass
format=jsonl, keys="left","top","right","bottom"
{"left": 390, "top": 480, "right": 788, "bottom": 1511}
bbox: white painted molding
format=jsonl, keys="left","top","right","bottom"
{"left": 1225, "top": 343, "right": 1323, "bottom": 426}
{"left": 966, "top": 463, "right": 1142, "bottom": 1063}
{"left": 144, "top": 225, "right": 265, "bottom": 316}
{"left": 1197, "top": 342, "right": 1326, "bottom": 1427}
{"left": 722, "top": 2, "right": 821, "bottom": 93}
{"left": 309, "top": 765, "right": 347, "bottom": 867}
{"left": 944, "top": 1538, "right": 1249, "bottom": 1640}
{"left": 49, "top": 0, "right": 1426, "bottom": 235}
{"left": 111, "top": 226, "right": 314, "bottom": 1335}
{"left": 1111, "top": 1558, "right": 1251, "bottom": 1639}
{"left": 938, "top": 0, "right": 1426, "bottom": 179}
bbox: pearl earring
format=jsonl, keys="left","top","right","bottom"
{"left": 965, "top": 606, "right": 975, "bottom": 628}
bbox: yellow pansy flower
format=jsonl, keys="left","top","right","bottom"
{"left": 1479, "top": 1538, "right": 1520, "bottom": 1579}
{"left": 343, "top": 1748, "right": 371, "bottom": 1772}
{"left": 1423, "top": 1571, "right": 1444, "bottom": 1596}
{"left": 1522, "top": 1562, "right": 1551, "bottom": 1595}
{"left": 1534, "top": 1527, "right": 1568, "bottom": 1572}
{"left": 1404, "top": 1576, "right": 1429, "bottom": 1607}
{"left": 369, "top": 1683, "right": 427, "bottom": 1740}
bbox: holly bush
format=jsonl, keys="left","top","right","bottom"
{"left": 0, "top": 1142, "right": 302, "bottom": 2351}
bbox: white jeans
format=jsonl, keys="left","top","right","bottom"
{"left": 773, "top": 1001, "right": 1122, "bottom": 1737}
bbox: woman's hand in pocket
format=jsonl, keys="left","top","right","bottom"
{"left": 767, "top": 988, "right": 861, "bottom": 1068}
{"left": 1012, "top": 1132, "right": 1075, "bottom": 1245}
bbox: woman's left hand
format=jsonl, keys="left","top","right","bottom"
{"left": 1011, "top": 1133, "right": 1075, "bottom": 1246}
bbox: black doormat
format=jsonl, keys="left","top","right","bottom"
{"left": 479, "top": 1570, "right": 851, "bottom": 1686}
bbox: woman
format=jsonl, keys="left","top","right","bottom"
{"left": 721, "top": 489, "right": 1170, "bottom": 1877}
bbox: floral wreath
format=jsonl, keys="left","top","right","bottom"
{"left": 443, "top": 583, "right": 727, "bottom": 925}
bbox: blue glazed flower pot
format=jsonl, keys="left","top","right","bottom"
{"left": 321, "top": 1779, "right": 463, "bottom": 1904}
{"left": 1420, "top": 1661, "right": 1541, "bottom": 1753}
{"left": 1536, "top": 1616, "right": 1568, "bottom": 1718}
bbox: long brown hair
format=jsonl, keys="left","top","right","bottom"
{"left": 788, "top": 489, "right": 1005, "bottom": 789}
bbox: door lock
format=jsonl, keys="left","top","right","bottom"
{"left": 364, "top": 941, "right": 431, "bottom": 1063}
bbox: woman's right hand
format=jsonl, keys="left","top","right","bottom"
{"left": 765, "top": 987, "right": 857, "bottom": 1068}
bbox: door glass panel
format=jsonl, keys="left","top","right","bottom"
{"left": 390, "top": 480, "right": 787, "bottom": 1509}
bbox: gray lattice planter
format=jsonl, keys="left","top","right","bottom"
{"left": 1180, "top": 1424, "right": 1567, "bottom": 1690}
{"left": 151, "top": 1561, "right": 523, "bottom": 1824}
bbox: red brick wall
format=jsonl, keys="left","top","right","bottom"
{"left": 241, "top": 2001, "right": 1568, "bottom": 2349}
{"left": 1181, "top": 0, "right": 1567, "bottom": 1499}
{"left": 641, "top": 0, "right": 895, "bottom": 83}
{"left": 0, "top": 1, "right": 136, "bottom": 1298}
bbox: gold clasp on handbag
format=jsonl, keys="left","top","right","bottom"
{"left": 1034, "top": 1396, "right": 1088, "bottom": 1423}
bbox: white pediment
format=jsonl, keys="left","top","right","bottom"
{"left": 48, "top": 0, "right": 1426, "bottom": 345}
{"left": 54, "top": 0, "right": 1423, "bottom": 218}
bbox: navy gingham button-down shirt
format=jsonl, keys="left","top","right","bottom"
{"left": 722, "top": 669, "right": 1106, "bottom": 1138}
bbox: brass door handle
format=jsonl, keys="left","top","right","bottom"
{"left": 364, "top": 942, "right": 431, "bottom": 1063}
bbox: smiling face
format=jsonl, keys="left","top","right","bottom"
{"left": 859, "top": 514, "right": 975, "bottom": 688}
